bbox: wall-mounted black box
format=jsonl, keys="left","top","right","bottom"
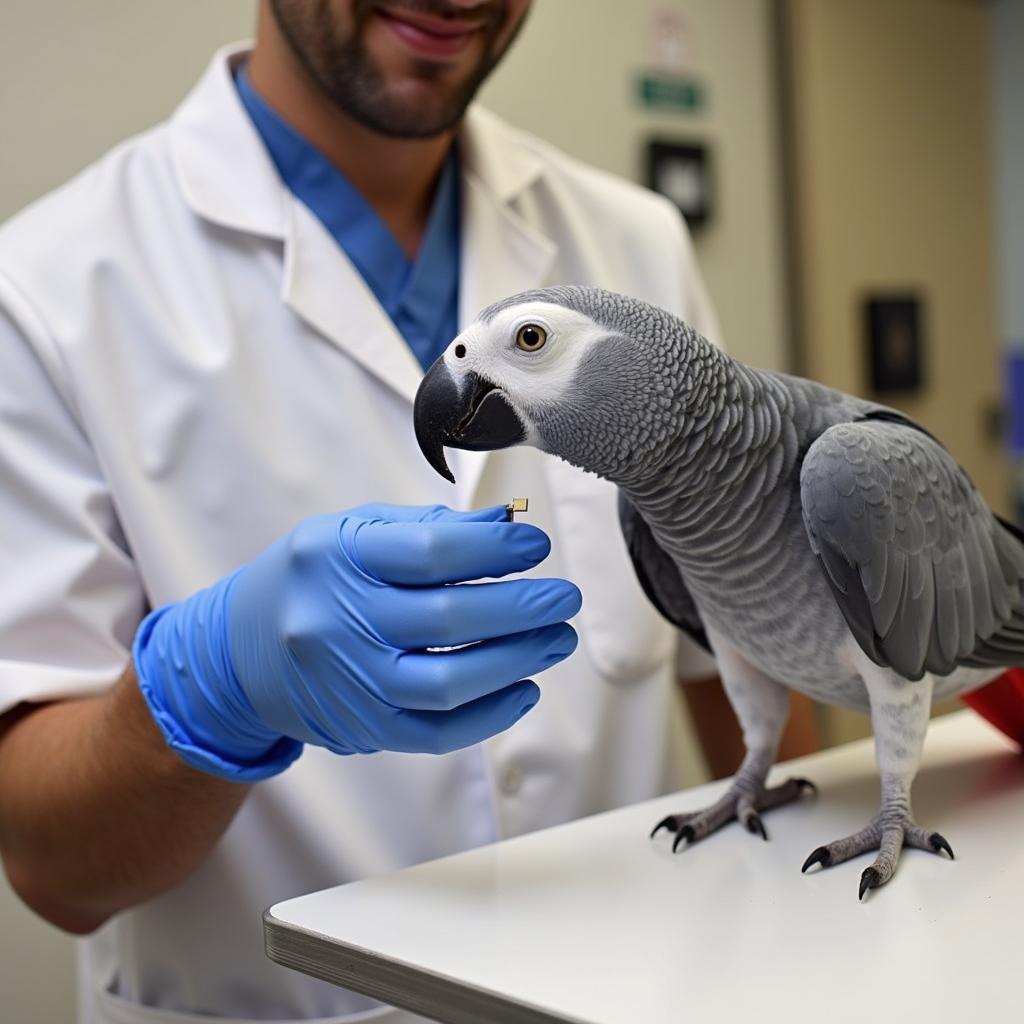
{"left": 864, "top": 295, "right": 924, "bottom": 394}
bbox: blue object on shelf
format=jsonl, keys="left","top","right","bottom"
{"left": 1006, "top": 349, "right": 1024, "bottom": 457}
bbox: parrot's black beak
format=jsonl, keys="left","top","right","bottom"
{"left": 414, "top": 358, "right": 526, "bottom": 483}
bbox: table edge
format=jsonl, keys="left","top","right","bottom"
{"left": 263, "top": 907, "right": 586, "bottom": 1024}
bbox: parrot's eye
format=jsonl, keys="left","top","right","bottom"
{"left": 515, "top": 323, "right": 547, "bottom": 352}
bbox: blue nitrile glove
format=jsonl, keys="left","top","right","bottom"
{"left": 133, "top": 503, "right": 581, "bottom": 781}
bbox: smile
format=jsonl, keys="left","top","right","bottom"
{"left": 376, "top": 7, "right": 485, "bottom": 60}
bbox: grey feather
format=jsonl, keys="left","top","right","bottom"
{"left": 800, "top": 415, "right": 1024, "bottom": 680}
{"left": 617, "top": 493, "right": 710, "bottom": 652}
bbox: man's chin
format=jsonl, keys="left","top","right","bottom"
{"left": 349, "top": 82, "right": 473, "bottom": 138}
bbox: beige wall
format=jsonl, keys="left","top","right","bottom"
{"left": 0, "top": 1, "right": 258, "bottom": 221}
{"left": 0, "top": 877, "right": 75, "bottom": 1024}
{"left": 0, "top": 1, "right": 790, "bottom": 1018}
{"left": 785, "top": 0, "right": 1005, "bottom": 743}
{"left": 481, "top": 0, "right": 791, "bottom": 371}
{"left": 992, "top": 0, "right": 1024, "bottom": 347}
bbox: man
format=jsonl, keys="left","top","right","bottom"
{"left": 0, "top": 2, "right": 815, "bottom": 1020}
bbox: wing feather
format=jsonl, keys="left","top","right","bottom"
{"left": 617, "top": 492, "right": 710, "bottom": 653}
{"left": 801, "top": 414, "right": 1024, "bottom": 679}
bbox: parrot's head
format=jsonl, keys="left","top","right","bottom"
{"left": 414, "top": 285, "right": 715, "bottom": 484}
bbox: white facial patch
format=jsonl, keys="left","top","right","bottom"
{"left": 442, "top": 302, "right": 611, "bottom": 439}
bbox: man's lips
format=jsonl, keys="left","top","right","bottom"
{"left": 376, "top": 7, "right": 485, "bottom": 59}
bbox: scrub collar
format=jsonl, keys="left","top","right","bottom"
{"left": 235, "top": 64, "right": 460, "bottom": 371}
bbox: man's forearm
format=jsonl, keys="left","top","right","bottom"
{"left": 0, "top": 664, "right": 250, "bottom": 934}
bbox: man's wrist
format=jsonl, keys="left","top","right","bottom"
{"left": 133, "top": 581, "right": 303, "bottom": 782}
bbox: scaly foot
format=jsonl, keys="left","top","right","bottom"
{"left": 801, "top": 812, "right": 954, "bottom": 900}
{"left": 651, "top": 776, "right": 817, "bottom": 851}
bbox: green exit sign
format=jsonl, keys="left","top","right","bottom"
{"left": 637, "top": 73, "right": 704, "bottom": 113}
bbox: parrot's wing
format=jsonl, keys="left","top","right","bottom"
{"left": 618, "top": 491, "right": 711, "bottom": 652}
{"left": 800, "top": 413, "right": 1024, "bottom": 680}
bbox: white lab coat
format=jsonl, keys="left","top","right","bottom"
{"left": 0, "top": 46, "right": 719, "bottom": 1024}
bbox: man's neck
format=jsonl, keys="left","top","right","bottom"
{"left": 247, "top": 32, "right": 453, "bottom": 259}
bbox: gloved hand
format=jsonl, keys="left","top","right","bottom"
{"left": 134, "top": 503, "right": 581, "bottom": 781}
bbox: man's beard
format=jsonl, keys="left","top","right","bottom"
{"left": 270, "top": 0, "right": 519, "bottom": 138}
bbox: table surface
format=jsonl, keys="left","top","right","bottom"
{"left": 264, "top": 711, "right": 1024, "bottom": 1024}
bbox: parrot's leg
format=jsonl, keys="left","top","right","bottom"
{"left": 800, "top": 661, "right": 953, "bottom": 899}
{"left": 651, "top": 635, "right": 815, "bottom": 848}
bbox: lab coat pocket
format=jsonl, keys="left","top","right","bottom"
{"left": 544, "top": 458, "right": 673, "bottom": 685}
{"left": 94, "top": 982, "right": 422, "bottom": 1024}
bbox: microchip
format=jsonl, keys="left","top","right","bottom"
{"left": 505, "top": 497, "right": 529, "bottom": 520}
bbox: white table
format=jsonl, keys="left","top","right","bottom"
{"left": 264, "top": 711, "right": 1024, "bottom": 1023}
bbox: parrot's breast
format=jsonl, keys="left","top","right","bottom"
{"left": 671, "top": 494, "right": 1000, "bottom": 709}
{"left": 680, "top": 500, "right": 875, "bottom": 711}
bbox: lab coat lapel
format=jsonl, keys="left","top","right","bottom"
{"left": 172, "top": 46, "right": 424, "bottom": 407}
{"left": 281, "top": 197, "right": 424, "bottom": 407}
{"left": 452, "top": 126, "right": 557, "bottom": 508}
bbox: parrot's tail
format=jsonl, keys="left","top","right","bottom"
{"left": 962, "top": 669, "right": 1024, "bottom": 748}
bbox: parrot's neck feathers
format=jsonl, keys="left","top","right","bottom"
{"left": 624, "top": 343, "right": 784, "bottom": 485}
{"left": 528, "top": 291, "right": 798, "bottom": 524}
{"left": 618, "top": 355, "right": 800, "bottom": 560}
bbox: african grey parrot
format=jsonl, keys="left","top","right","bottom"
{"left": 413, "top": 285, "right": 1024, "bottom": 900}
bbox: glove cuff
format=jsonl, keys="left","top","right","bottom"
{"left": 133, "top": 577, "right": 303, "bottom": 782}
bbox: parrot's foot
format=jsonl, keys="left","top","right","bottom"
{"left": 800, "top": 813, "right": 954, "bottom": 900}
{"left": 650, "top": 776, "right": 817, "bottom": 850}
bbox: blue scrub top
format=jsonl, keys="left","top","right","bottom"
{"left": 235, "top": 66, "right": 460, "bottom": 371}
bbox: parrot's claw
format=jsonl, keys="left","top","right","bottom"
{"left": 650, "top": 814, "right": 684, "bottom": 838}
{"left": 800, "top": 845, "right": 831, "bottom": 873}
{"left": 672, "top": 825, "right": 696, "bottom": 852}
{"left": 745, "top": 812, "right": 768, "bottom": 841}
{"left": 800, "top": 813, "right": 955, "bottom": 899}
{"left": 650, "top": 775, "right": 815, "bottom": 851}
{"left": 858, "top": 867, "right": 881, "bottom": 901}
{"left": 649, "top": 814, "right": 698, "bottom": 850}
